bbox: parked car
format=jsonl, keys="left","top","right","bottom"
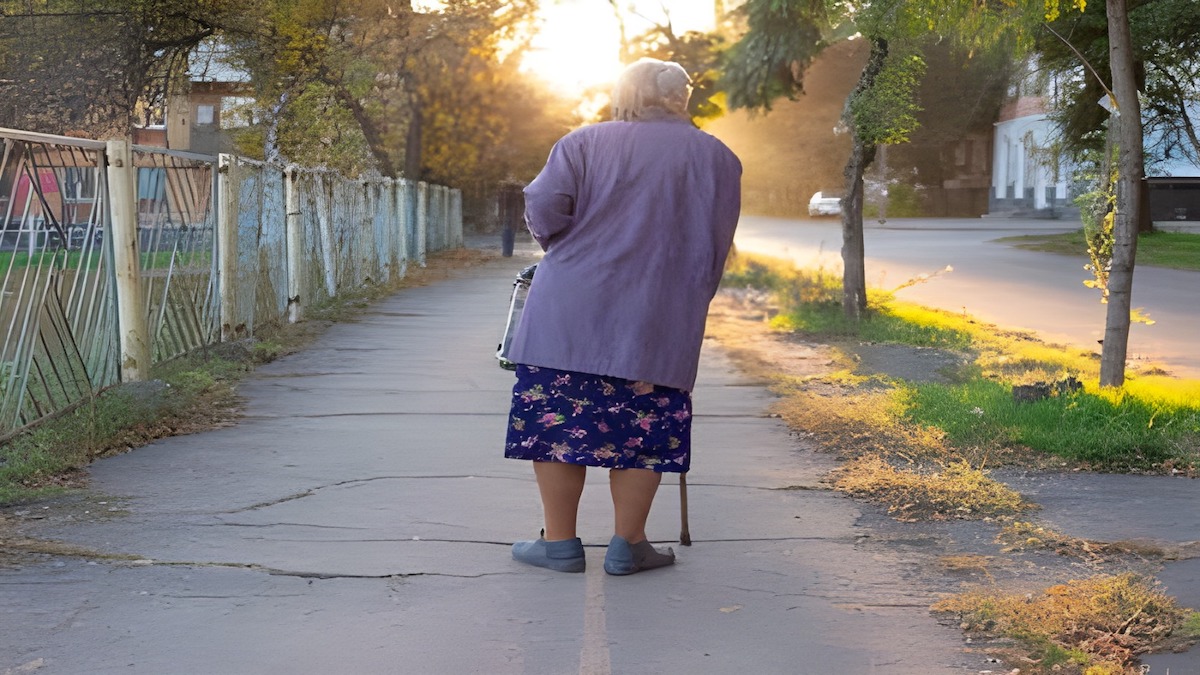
{"left": 808, "top": 191, "right": 842, "bottom": 217}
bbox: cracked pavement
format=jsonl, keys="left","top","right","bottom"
{"left": 4, "top": 239, "right": 1196, "bottom": 674}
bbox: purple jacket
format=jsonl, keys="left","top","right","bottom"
{"left": 509, "top": 114, "right": 742, "bottom": 391}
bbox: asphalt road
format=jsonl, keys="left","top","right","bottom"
{"left": 733, "top": 215, "right": 1200, "bottom": 379}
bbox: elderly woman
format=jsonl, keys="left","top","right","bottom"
{"left": 504, "top": 58, "right": 742, "bottom": 575}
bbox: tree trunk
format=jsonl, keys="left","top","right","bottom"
{"left": 841, "top": 133, "right": 875, "bottom": 321}
{"left": 263, "top": 91, "right": 289, "bottom": 165}
{"left": 1099, "top": 0, "right": 1144, "bottom": 387}
{"left": 838, "top": 36, "right": 887, "bottom": 321}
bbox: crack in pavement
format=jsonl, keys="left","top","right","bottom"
{"left": 213, "top": 522, "right": 373, "bottom": 530}
{"left": 241, "top": 411, "right": 508, "bottom": 419}
{"left": 236, "top": 491, "right": 317, "bottom": 511}
{"left": 213, "top": 476, "right": 814, "bottom": 518}
{"left": 94, "top": 557, "right": 524, "bottom": 581}
{"left": 223, "top": 474, "right": 529, "bottom": 514}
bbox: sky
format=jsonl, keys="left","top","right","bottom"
{"left": 521, "top": 1, "right": 716, "bottom": 94}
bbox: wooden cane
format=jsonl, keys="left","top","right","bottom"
{"left": 679, "top": 472, "right": 692, "bottom": 546}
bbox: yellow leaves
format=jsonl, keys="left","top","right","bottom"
{"left": 1044, "top": 0, "right": 1061, "bottom": 21}
{"left": 1044, "top": 0, "right": 1087, "bottom": 21}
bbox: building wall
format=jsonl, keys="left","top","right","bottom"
{"left": 1148, "top": 179, "right": 1200, "bottom": 222}
{"left": 146, "top": 82, "right": 248, "bottom": 155}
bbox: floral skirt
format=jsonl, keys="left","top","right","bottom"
{"left": 504, "top": 365, "right": 692, "bottom": 473}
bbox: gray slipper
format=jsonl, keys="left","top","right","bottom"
{"left": 604, "top": 535, "right": 675, "bottom": 575}
{"left": 512, "top": 537, "right": 585, "bottom": 573}
{"left": 632, "top": 539, "right": 675, "bottom": 570}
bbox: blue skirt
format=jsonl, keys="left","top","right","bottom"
{"left": 504, "top": 365, "right": 692, "bottom": 472}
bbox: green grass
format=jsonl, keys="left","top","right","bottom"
{"left": 722, "top": 250, "right": 1200, "bottom": 468}
{"left": 0, "top": 250, "right": 104, "bottom": 271}
{"left": 773, "top": 302, "right": 975, "bottom": 351}
{"left": 0, "top": 354, "right": 246, "bottom": 505}
{"left": 999, "top": 229, "right": 1200, "bottom": 271}
{"left": 724, "top": 254, "right": 975, "bottom": 351}
{"left": 0, "top": 250, "right": 208, "bottom": 271}
{"left": 1184, "top": 612, "right": 1200, "bottom": 637}
{"left": 899, "top": 378, "right": 1200, "bottom": 466}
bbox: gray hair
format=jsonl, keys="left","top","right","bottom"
{"left": 611, "top": 58, "right": 692, "bottom": 121}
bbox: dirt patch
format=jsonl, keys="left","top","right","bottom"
{"left": 705, "top": 293, "right": 839, "bottom": 383}
{"left": 842, "top": 342, "right": 973, "bottom": 383}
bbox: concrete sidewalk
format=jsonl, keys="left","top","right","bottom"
{"left": 2, "top": 242, "right": 1197, "bottom": 674}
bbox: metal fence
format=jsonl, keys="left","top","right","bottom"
{"left": 0, "top": 126, "right": 462, "bottom": 437}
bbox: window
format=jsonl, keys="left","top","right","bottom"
{"left": 196, "top": 104, "right": 215, "bottom": 126}
{"left": 63, "top": 167, "right": 98, "bottom": 202}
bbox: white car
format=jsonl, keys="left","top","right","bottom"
{"left": 808, "top": 191, "right": 842, "bottom": 217}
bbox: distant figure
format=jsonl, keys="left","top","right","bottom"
{"left": 499, "top": 182, "right": 524, "bottom": 257}
{"left": 503, "top": 58, "right": 742, "bottom": 574}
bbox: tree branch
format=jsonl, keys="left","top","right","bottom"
{"left": 1040, "top": 21, "right": 1116, "bottom": 104}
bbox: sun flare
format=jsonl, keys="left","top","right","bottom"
{"left": 521, "top": 2, "right": 624, "bottom": 94}
{"left": 520, "top": 0, "right": 716, "bottom": 96}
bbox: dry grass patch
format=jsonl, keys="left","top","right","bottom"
{"left": 998, "top": 522, "right": 1171, "bottom": 564}
{"left": 933, "top": 573, "right": 1196, "bottom": 673}
{"left": 831, "top": 454, "right": 1033, "bottom": 521}
{"left": 770, "top": 386, "right": 951, "bottom": 461}
{"left": 939, "top": 553, "right": 1000, "bottom": 582}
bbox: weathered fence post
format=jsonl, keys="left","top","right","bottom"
{"left": 382, "top": 178, "right": 396, "bottom": 281}
{"left": 216, "top": 154, "right": 239, "bottom": 341}
{"left": 284, "top": 165, "right": 303, "bottom": 323}
{"left": 416, "top": 180, "right": 428, "bottom": 266}
{"left": 396, "top": 179, "right": 410, "bottom": 278}
{"left": 316, "top": 174, "right": 338, "bottom": 297}
{"left": 105, "top": 139, "right": 150, "bottom": 382}
{"left": 362, "top": 179, "right": 375, "bottom": 285}
{"left": 441, "top": 185, "right": 452, "bottom": 249}
{"left": 451, "top": 188, "right": 463, "bottom": 248}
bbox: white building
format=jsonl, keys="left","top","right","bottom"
{"left": 989, "top": 59, "right": 1200, "bottom": 223}
{"left": 989, "top": 63, "right": 1075, "bottom": 218}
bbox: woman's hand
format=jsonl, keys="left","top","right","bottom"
{"left": 630, "top": 381, "right": 654, "bottom": 396}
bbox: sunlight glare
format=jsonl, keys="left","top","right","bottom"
{"left": 521, "top": 2, "right": 624, "bottom": 95}
{"left": 521, "top": 1, "right": 716, "bottom": 96}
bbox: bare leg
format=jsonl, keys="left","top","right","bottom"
{"left": 533, "top": 461, "right": 587, "bottom": 541}
{"left": 609, "top": 468, "right": 662, "bottom": 543}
